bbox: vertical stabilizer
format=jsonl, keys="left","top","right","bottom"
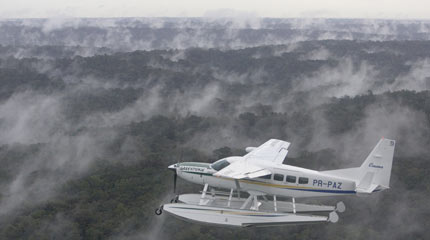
{"left": 322, "top": 138, "right": 396, "bottom": 194}
{"left": 358, "top": 138, "right": 395, "bottom": 189}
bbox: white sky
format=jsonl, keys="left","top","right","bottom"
{"left": 0, "top": 0, "right": 429, "bottom": 19}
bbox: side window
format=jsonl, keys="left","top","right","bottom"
{"left": 259, "top": 174, "right": 272, "bottom": 180}
{"left": 299, "top": 177, "right": 309, "bottom": 184}
{"left": 273, "top": 174, "right": 284, "bottom": 181}
{"left": 286, "top": 175, "right": 296, "bottom": 183}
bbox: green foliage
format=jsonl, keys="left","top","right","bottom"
{"left": 1, "top": 40, "right": 430, "bottom": 240}
{"left": 212, "top": 147, "right": 233, "bottom": 159}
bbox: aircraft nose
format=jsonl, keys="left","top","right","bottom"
{"left": 168, "top": 164, "right": 178, "bottom": 172}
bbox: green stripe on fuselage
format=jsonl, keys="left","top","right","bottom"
{"left": 179, "top": 162, "right": 211, "bottom": 168}
{"left": 182, "top": 171, "right": 213, "bottom": 176}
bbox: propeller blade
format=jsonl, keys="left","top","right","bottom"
{"left": 173, "top": 172, "right": 177, "bottom": 193}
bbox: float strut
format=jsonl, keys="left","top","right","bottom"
{"left": 227, "top": 188, "right": 233, "bottom": 207}
{"left": 199, "top": 183, "right": 209, "bottom": 205}
{"left": 240, "top": 195, "right": 253, "bottom": 209}
{"left": 292, "top": 197, "right": 296, "bottom": 214}
{"left": 273, "top": 195, "right": 277, "bottom": 212}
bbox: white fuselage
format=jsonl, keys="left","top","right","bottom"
{"left": 174, "top": 161, "right": 357, "bottom": 198}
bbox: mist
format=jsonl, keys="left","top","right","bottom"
{"left": 2, "top": 18, "right": 430, "bottom": 56}
{"left": 0, "top": 17, "right": 429, "bottom": 239}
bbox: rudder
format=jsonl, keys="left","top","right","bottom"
{"left": 358, "top": 138, "right": 395, "bottom": 189}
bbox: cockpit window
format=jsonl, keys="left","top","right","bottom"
{"left": 211, "top": 159, "right": 230, "bottom": 171}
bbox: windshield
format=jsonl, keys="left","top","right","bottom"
{"left": 210, "top": 159, "right": 230, "bottom": 171}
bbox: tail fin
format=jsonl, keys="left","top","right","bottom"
{"left": 358, "top": 138, "right": 395, "bottom": 189}
{"left": 323, "top": 138, "right": 395, "bottom": 193}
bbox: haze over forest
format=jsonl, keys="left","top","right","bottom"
{"left": 0, "top": 17, "right": 429, "bottom": 239}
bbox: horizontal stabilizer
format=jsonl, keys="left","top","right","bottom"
{"left": 356, "top": 184, "right": 379, "bottom": 194}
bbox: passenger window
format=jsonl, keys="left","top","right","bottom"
{"left": 274, "top": 174, "right": 284, "bottom": 181}
{"left": 259, "top": 174, "right": 272, "bottom": 180}
{"left": 299, "top": 177, "right": 309, "bottom": 184}
{"left": 286, "top": 175, "right": 296, "bottom": 183}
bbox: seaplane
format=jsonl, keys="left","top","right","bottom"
{"left": 155, "top": 138, "right": 395, "bottom": 227}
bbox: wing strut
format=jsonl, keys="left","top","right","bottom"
{"left": 235, "top": 180, "right": 241, "bottom": 199}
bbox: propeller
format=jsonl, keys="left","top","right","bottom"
{"left": 173, "top": 171, "right": 177, "bottom": 194}
{"left": 171, "top": 149, "right": 183, "bottom": 194}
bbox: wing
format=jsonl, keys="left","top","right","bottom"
{"left": 213, "top": 139, "right": 290, "bottom": 179}
{"left": 244, "top": 139, "right": 291, "bottom": 164}
{"left": 213, "top": 160, "right": 271, "bottom": 179}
